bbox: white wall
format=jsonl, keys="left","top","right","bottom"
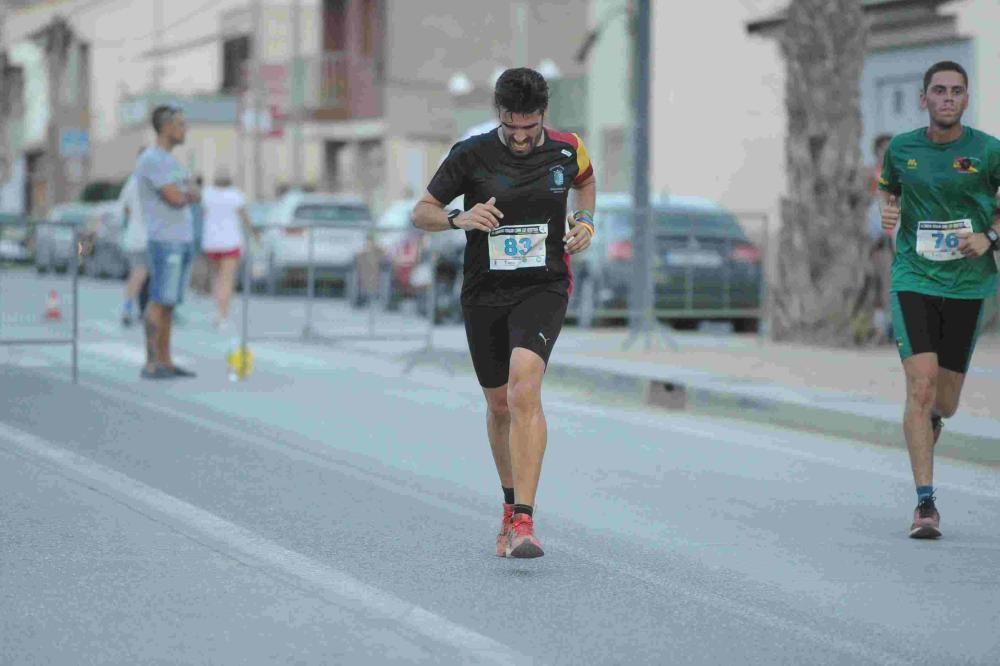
{"left": 3, "top": 0, "right": 323, "bottom": 143}
{"left": 651, "top": 0, "right": 787, "bottom": 218}
{"left": 955, "top": 0, "right": 1000, "bottom": 137}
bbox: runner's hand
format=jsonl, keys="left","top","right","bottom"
{"left": 564, "top": 215, "right": 593, "bottom": 255}
{"left": 957, "top": 230, "right": 990, "bottom": 257}
{"left": 455, "top": 196, "right": 503, "bottom": 232}
{"left": 881, "top": 195, "right": 900, "bottom": 233}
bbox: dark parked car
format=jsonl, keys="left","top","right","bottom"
{"left": 569, "top": 193, "right": 764, "bottom": 332}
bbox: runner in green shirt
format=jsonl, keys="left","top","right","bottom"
{"left": 878, "top": 61, "right": 1000, "bottom": 539}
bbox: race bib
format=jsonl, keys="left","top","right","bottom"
{"left": 915, "top": 218, "right": 973, "bottom": 262}
{"left": 488, "top": 223, "right": 548, "bottom": 271}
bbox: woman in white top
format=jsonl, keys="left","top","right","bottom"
{"left": 200, "top": 172, "right": 255, "bottom": 329}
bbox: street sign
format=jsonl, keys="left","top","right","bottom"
{"left": 59, "top": 129, "right": 89, "bottom": 159}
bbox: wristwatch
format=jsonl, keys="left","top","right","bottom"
{"left": 986, "top": 228, "right": 1000, "bottom": 252}
{"left": 447, "top": 209, "right": 461, "bottom": 230}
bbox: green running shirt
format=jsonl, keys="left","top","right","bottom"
{"left": 878, "top": 127, "right": 1000, "bottom": 299}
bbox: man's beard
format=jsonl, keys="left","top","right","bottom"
{"left": 500, "top": 129, "right": 540, "bottom": 156}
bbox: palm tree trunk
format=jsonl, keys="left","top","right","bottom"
{"left": 774, "top": 0, "right": 872, "bottom": 345}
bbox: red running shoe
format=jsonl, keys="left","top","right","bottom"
{"left": 506, "top": 513, "right": 544, "bottom": 558}
{"left": 496, "top": 503, "right": 514, "bottom": 557}
{"left": 909, "top": 497, "right": 942, "bottom": 539}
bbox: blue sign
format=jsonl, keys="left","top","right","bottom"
{"left": 59, "top": 129, "right": 90, "bottom": 159}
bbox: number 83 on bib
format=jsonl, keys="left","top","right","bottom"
{"left": 488, "top": 223, "right": 548, "bottom": 270}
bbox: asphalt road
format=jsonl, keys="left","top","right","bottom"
{"left": 2, "top": 271, "right": 999, "bottom": 665}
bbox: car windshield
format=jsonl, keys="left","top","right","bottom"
{"left": 294, "top": 204, "right": 370, "bottom": 224}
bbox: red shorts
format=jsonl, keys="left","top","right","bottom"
{"left": 204, "top": 248, "right": 241, "bottom": 261}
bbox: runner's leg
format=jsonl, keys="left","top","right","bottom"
{"left": 507, "top": 348, "right": 547, "bottom": 508}
{"left": 216, "top": 256, "right": 239, "bottom": 323}
{"left": 483, "top": 386, "right": 513, "bottom": 488}
{"left": 902, "top": 353, "right": 938, "bottom": 486}
{"left": 931, "top": 297, "right": 985, "bottom": 446}
{"left": 463, "top": 303, "right": 516, "bottom": 553}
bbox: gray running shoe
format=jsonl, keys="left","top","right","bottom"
{"left": 140, "top": 366, "right": 175, "bottom": 380}
{"left": 909, "top": 496, "right": 941, "bottom": 539}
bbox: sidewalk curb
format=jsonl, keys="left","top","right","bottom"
{"left": 393, "top": 346, "right": 1000, "bottom": 468}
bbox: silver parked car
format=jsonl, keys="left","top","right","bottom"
{"left": 34, "top": 203, "right": 92, "bottom": 274}
{"left": 257, "top": 192, "right": 374, "bottom": 292}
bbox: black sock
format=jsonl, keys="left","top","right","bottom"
{"left": 502, "top": 487, "right": 515, "bottom": 505}
{"left": 513, "top": 504, "right": 533, "bottom": 518}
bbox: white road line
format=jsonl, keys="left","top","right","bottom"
{"left": 53, "top": 375, "right": 909, "bottom": 663}
{"left": 0, "top": 421, "right": 530, "bottom": 666}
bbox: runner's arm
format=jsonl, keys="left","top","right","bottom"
{"left": 876, "top": 189, "right": 901, "bottom": 233}
{"left": 412, "top": 192, "right": 501, "bottom": 233}
{"left": 237, "top": 207, "right": 258, "bottom": 241}
{"left": 411, "top": 193, "right": 453, "bottom": 232}
{"left": 571, "top": 174, "right": 596, "bottom": 219}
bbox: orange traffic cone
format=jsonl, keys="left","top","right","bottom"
{"left": 45, "top": 289, "right": 61, "bottom": 321}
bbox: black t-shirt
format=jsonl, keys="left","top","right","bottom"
{"left": 427, "top": 127, "right": 595, "bottom": 307}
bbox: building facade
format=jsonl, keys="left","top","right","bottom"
{"left": 0, "top": 0, "right": 589, "bottom": 216}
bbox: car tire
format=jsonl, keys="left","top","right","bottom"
{"left": 732, "top": 317, "right": 760, "bottom": 334}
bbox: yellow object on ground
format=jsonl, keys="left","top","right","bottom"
{"left": 227, "top": 343, "right": 255, "bottom": 379}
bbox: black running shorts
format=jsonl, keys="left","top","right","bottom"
{"left": 462, "top": 289, "right": 569, "bottom": 388}
{"left": 890, "top": 291, "right": 985, "bottom": 373}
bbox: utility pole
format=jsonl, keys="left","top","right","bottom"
{"left": 623, "top": 0, "right": 670, "bottom": 350}
{"left": 290, "top": 0, "right": 303, "bottom": 190}
{"left": 151, "top": 0, "right": 164, "bottom": 90}
{"left": 251, "top": 0, "right": 264, "bottom": 200}
{"left": 512, "top": 2, "right": 528, "bottom": 66}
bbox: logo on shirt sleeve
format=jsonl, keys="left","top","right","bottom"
{"left": 906, "top": 159, "right": 919, "bottom": 170}
{"left": 953, "top": 157, "right": 980, "bottom": 173}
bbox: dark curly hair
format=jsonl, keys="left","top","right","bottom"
{"left": 923, "top": 61, "right": 967, "bottom": 92}
{"left": 493, "top": 68, "right": 549, "bottom": 115}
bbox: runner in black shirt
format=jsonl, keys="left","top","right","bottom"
{"left": 412, "top": 68, "right": 597, "bottom": 558}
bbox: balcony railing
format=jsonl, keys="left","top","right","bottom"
{"left": 303, "top": 51, "right": 380, "bottom": 119}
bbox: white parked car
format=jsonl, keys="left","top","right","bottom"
{"left": 257, "top": 192, "right": 374, "bottom": 292}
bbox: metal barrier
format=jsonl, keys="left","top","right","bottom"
{"left": 0, "top": 218, "right": 80, "bottom": 383}
{"left": 236, "top": 219, "right": 449, "bottom": 373}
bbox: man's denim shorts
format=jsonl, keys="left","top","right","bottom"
{"left": 147, "top": 241, "right": 193, "bottom": 306}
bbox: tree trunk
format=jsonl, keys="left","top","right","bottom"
{"left": 774, "top": 0, "right": 872, "bottom": 345}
